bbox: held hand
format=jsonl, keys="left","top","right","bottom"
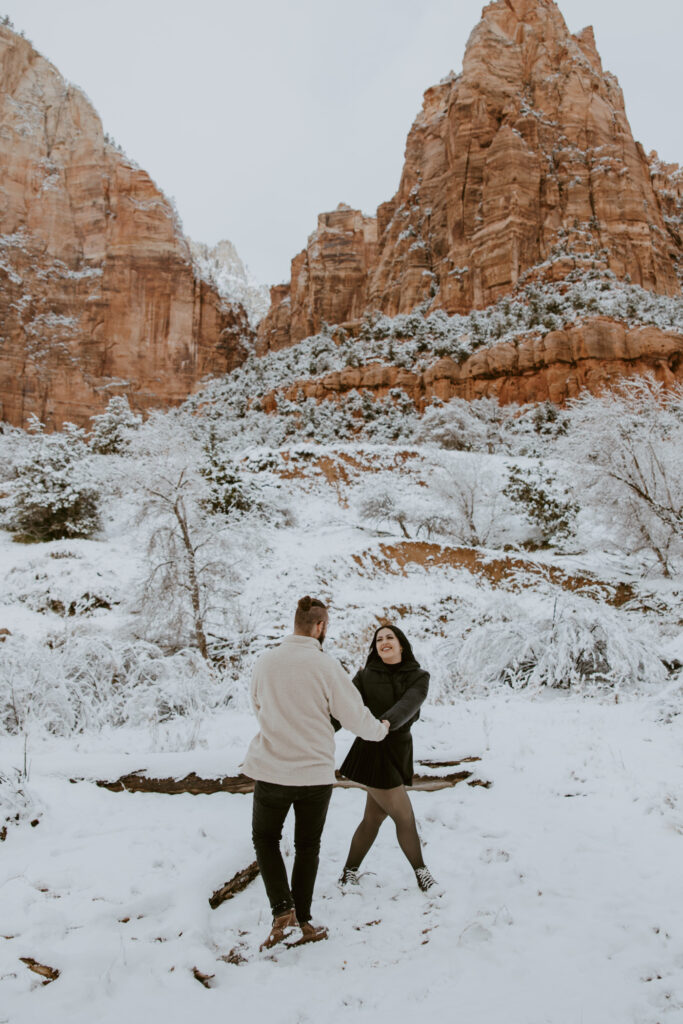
{"left": 381, "top": 719, "right": 391, "bottom": 733}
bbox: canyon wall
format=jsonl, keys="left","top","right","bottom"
{"left": 258, "top": 205, "right": 377, "bottom": 353}
{"left": 258, "top": 0, "right": 683, "bottom": 373}
{"left": 0, "top": 25, "right": 251, "bottom": 429}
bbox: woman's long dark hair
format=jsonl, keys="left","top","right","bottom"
{"left": 365, "top": 623, "right": 420, "bottom": 669}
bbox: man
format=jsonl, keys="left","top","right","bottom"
{"left": 243, "top": 596, "right": 389, "bottom": 950}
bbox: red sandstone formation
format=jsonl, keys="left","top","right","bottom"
{"left": 259, "top": 205, "right": 377, "bottom": 354}
{"left": 649, "top": 151, "right": 683, "bottom": 287}
{"left": 0, "top": 25, "right": 251, "bottom": 429}
{"left": 259, "top": 0, "right": 683, "bottom": 364}
{"left": 260, "top": 318, "right": 683, "bottom": 410}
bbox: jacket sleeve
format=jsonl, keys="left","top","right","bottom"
{"left": 383, "top": 671, "right": 429, "bottom": 731}
{"left": 330, "top": 669, "right": 364, "bottom": 732}
{"left": 327, "top": 662, "right": 386, "bottom": 742}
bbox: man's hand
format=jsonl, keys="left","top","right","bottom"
{"left": 381, "top": 719, "right": 391, "bottom": 733}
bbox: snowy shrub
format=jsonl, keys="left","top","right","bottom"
{"left": 438, "top": 586, "right": 667, "bottom": 695}
{"left": 1, "top": 417, "right": 100, "bottom": 541}
{"left": 430, "top": 455, "right": 514, "bottom": 547}
{"left": 503, "top": 461, "right": 579, "bottom": 548}
{"left": 355, "top": 468, "right": 442, "bottom": 540}
{"left": 417, "top": 398, "right": 490, "bottom": 451}
{"left": 0, "top": 426, "right": 22, "bottom": 480}
{"left": 3, "top": 551, "right": 118, "bottom": 617}
{"left": 0, "top": 769, "right": 43, "bottom": 840}
{"left": 559, "top": 377, "right": 683, "bottom": 575}
{"left": 503, "top": 401, "right": 571, "bottom": 456}
{"left": 358, "top": 488, "right": 414, "bottom": 539}
{"left": 530, "top": 401, "right": 570, "bottom": 440}
{"left": 89, "top": 395, "right": 142, "bottom": 454}
{"left": 0, "top": 633, "right": 235, "bottom": 736}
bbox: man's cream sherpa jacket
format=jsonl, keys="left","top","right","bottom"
{"left": 243, "top": 634, "right": 386, "bottom": 785}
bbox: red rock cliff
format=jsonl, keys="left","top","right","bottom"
{"left": 0, "top": 25, "right": 252, "bottom": 429}
{"left": 258, "top": 204, "right": 377, "bottom": 354}
{"left": 258, "top": 0, "right": 682, "bottom": 354}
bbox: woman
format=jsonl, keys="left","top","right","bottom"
{"left": 338, "top": 623, "right": 439, "bottom": 893}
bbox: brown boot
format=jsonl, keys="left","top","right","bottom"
{"left": 259, "top": 908, "right": 299, "bottom": 951}
{"left": 288, "top": 920, "right": 328, "bottom": 946}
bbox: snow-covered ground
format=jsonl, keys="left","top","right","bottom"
{"left": 1, "top": 399, "right": 681, "bottom": 1022}
{"left": 1, "top": 697, "right": 682, "bottom": 1024}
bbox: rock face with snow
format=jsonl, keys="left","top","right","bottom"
{"left": 0, "top": 25, "right": 252, "bottom": 429}
{"left": 258, "top": 204, "right": 378, "bottom": 353}
{"left": 259, "top": 317, "right": 683, "bottom": 410}
{"left": 258, "top": 0, "right": 683, "bottom": 389}
{"left": 190, "top": 239, "right": 269, "bottom": 328}
{"left": 367, "top": 3, "right": 680, "bottom": 316}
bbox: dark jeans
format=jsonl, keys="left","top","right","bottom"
{"left": 252, "top": 780, "right": 333, "bottom": 923}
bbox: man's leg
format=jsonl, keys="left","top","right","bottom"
{"left": 290, "top": 784, "right": 333, "bottom": 924}
{"left": 252, "top": 781, "right": 296, "bottom": 918}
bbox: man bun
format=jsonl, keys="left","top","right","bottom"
{"left": 294, "top": 596, "right": 328, "bottom": 632}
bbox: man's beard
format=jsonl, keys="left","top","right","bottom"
{"left": 318, "top": 624, "right": 327, "bottom": 646}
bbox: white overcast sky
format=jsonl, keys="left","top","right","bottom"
{"left": 5, "top": 0, "right": 682, "bottom": 286}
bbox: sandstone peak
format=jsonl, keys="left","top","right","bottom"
{"left": 0, "top": 24, "right": 251, "bottom": 428}
{"left": 190, "top": 238, "right": 269, "bottom": 327}
{"left": 258, "top": 0, "right": 682, "bottom": 354}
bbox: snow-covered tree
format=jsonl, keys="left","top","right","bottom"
{"left": 417, "top": 397, "right": 519, "bottom": 453}
{"left": 89, "top": 396, "right": 142, "bottom": 455}
{"left": 358, "top": 487, "right": 414, "bottom": 539}
{"left": 2, "top": 417, "right": 100, "bottom": 541}
{"left": 417, "top": 398, "right": 489, "bottom": 451}
{"left": 560, "top": 377, "right": 683, "bottom": 575}
{"left": 431, "top": 456, "right": 511, "bottom": 547}
{"left": 198, "top": 427, "right": 256, "bottom": 517}
{"left": 503, "top": 461, "right": 579, "bottom": 548}
{"left": 126, "top": 412, "right": 257, "bottom": 659}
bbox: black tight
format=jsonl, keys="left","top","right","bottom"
{"left": 344, "top": 785, "right": 425, "bottom": 871}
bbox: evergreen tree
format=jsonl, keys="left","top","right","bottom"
{"left": 89, "top": 396, "right": 142, "bottom": 455}
{"left": 4, "top": 417, "right": 100, "bottom": 541}
{"left": 503, "top": 462, "right": 578, "bottom": 548}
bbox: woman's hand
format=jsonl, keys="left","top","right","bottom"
{"left": 381, "top": 719, "right": 391, "bottom": 733}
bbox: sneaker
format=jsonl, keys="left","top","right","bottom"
{"left": 338, "top": 867, "right": 361, "bottom": 888}
{"left": 415, "top": 866, "right": 439, "bottom": 893}
{"left": 287, "top": 920, "right": 329, "bottom": 946}
{"left": 259, "top": 908, "right": 299, "bottom": 951}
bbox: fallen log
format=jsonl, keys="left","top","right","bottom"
{"left": 85, "top": 763, "right": 489, "bottom": 796}
{"left": 92, "top": 772, "right": 255, "bottom": 795}
{"left": 209, "top": 861, "right": 260, "bottom": 909}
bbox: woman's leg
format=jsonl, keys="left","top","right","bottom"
{"left": 344, "top": 791, "right": 388, "bottom": 869}
{"left": 366, "top": 785, "right": 425, "bottom": 870}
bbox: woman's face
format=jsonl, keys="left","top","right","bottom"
{"left": 375, "top": 627, "right": 402, "bottom": 665}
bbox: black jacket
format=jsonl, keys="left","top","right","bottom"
{"left": 333, "top": 663, "right": 429, "bottom": 733}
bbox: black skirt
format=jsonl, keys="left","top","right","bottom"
{"left": 340, "top": 731, "right": 414, "bottom": 789}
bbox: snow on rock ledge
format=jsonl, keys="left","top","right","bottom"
{"left": 190, "top": 239, "right": 270, "bottom": 328}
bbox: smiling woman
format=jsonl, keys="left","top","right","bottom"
{"left": 337, "top": 623, "right": 439, "bottom": 894}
